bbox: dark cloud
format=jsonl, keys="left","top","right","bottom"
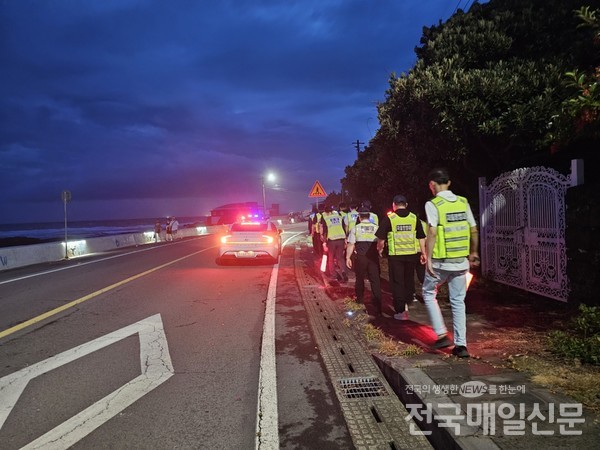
{"left": 0, "top": 0, "right": 465, "bottom": 223}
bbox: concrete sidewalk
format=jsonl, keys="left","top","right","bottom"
{"left": 306, "top": 244, "right": 600, "bottom": 449}
{"left": 371, "top": 300, "right": 600, "bottom": 449}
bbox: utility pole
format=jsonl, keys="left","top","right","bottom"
{"left": 61, "top": 190, "right": 71, "bottom": 259}
{"left": 353, "top": 139, "right": 364, "bottom": 158}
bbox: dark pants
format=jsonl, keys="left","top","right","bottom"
{"left": 312, "top": 233, "right": 323, "bottom": 257}
{"left": 354, "top": 254, "right": 382, "bottom": 312}
{"left": 388, "top": 256, "right": 416, "bottom": 313}
{"left": 327, "top": 239, "right": 347, "bottom": 277}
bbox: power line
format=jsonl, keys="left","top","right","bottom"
{"left": 453, "top": 0, "right": 473, "bottom": 15}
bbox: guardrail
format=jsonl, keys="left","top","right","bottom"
{"left": 0, "top": 225, "right": 226, "bottom": 272}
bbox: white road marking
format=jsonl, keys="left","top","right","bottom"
{"left": 255, "top": 232, "right": 303, "bottom": 450}
{"left": 0, "top": 314, "right": 174, "bottom": 449}
{"left": 0, "top": 247, "right": 213, "bottom": 340}
{"left": 0, "top": 236, "right": 211, "bottom": 286}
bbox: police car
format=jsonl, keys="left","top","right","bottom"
{"left": 217, "top": 220, "right": 282, "bottom": 264}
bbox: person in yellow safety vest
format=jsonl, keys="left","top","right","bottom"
{"left": 346, "top": 207, "right": 382, "bottom": 315}
{"left": 361, "top": 200, "right": 379, "bottom": 226}
{"left": 376, "top": 195, "right": 426, "bottom": 320}
{"left": 338, "top": 201, "right": 349, "bottom": 219}
{"left": 423, "top": 167, "right": 480, "bottom": 359}
{"left": 320, "top": 205, "right": 348, "bottom": 282}
{"left": 309, "top": 205, "right": 323, "bottom": 257}
{"left": 343, "top": 203, "right": 360, "bottom": 236}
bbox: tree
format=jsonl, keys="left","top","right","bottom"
{"left": 343, "top": 0, "right": 599, "bottom": 211}
{"left": 550, "top": 6, "right": 600, "bottom": 151}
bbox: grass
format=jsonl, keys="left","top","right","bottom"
{"left": 508, "top": 354, "right": 600, "bottom": 413}
{"left": 342, "top": 299, "right": 423, "bottom": 357}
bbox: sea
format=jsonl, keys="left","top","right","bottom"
{"left": 0, "top": 216, "right": 208, "bottom": 247}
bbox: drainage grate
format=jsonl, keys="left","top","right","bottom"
{"left": 338, "top": 376, "right": 389, "bottom": 399}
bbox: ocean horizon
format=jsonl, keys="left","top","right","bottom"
{"left": 0, "top": 216, "right": 208, "bottom": 247}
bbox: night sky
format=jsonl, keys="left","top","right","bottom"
{"left": 1, "top": 1, "right": 474, "bottom": 224}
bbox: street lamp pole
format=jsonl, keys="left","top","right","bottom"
{"left": 262, "top": 176, "right": 267, "bottom": 216}
{"left": 262, "top": 172, "right": 276, "bottom": 217}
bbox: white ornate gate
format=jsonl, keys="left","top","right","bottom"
{"left": 478, "top": 166, "right": 572, "bottom": 301}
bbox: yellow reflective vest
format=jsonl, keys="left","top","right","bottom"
{"left": 387, "top": 212, "right": 418, "bottom": 256}
{"left": 323, "top": 212, "right": 346, "bottom": 240}
{"left": 344, "top": 210, "right": 360, "bottom": 235}
{"left": 355, "top": 222, "right": 377, "bottom": 243}
{"left": 311, "top": 212, "right": 322, "bottom": 234}
{"left": 431, "top": 196, "right": 470, "bottom": 258}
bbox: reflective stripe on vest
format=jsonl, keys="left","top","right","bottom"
{"left": 355, "top": 222, "right": 377, "bottom": 243}
{"left": 432, "top": 196, "right": 470, "bottom": 258}
{"left": 387, "top": 212, "right": 418, "bottom": 255}
{"left": 323, "top": 213, "right": 346, "bottom": 240}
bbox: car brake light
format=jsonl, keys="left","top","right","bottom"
{"left": 221, "top": 235, "right": 231, "bottom": 244}
{"left": 262, "top": 234, "right": 274, "bottom": 244}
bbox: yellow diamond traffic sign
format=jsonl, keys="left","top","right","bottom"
{"left": 308, "top": 180, "right": 327, "bottom": 198}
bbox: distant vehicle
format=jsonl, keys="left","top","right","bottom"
{"left": 217, "top": 220, "right": 282, "bottom": 264}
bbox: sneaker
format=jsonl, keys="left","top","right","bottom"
{"left": 432, "top": 335, "right": 453, "bottom": 349}
{"left": 393, "top": 311, "right": 409, "bottom": 321}
{"left": 342, "top": 272, "right": 349, "bottom": 282}
{"left": 452, "top": 346, "right": 470, "bottom": 358}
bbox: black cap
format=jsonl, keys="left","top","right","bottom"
{"left": 358, "top": 207, "right": 370, "bottom": 214}
{"left": 393, "top": 195, "right": 407, "bottom": 204}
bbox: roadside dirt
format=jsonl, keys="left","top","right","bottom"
{"left": 464, "top": 278, "right": 600, "bottom": 414}
{"left": 316, "top": 255, "right": 600, "bottom": 414}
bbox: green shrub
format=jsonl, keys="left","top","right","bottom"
{"left": 547, "top": 305, "right": 600, "bottom": 365}
{"left": 573, "top": 304, "right": 600, "bottom": 338}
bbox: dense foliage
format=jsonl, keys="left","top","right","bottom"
{"left": 548, "top": 305, "right": 600, "bottom": 364}
{"left": 340, "top": 0, "right": 600, "bottom": 216}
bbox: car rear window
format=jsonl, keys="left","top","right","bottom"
{"left": 231, "top": 223, "right": 269, "bottom": 232}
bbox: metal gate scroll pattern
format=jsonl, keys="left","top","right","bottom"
{"left": 479, "top": 166, "right": 570, "bottom": 302}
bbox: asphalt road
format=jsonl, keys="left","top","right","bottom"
{"left": 0, "top": 224, "right": 352, "bottom": 449}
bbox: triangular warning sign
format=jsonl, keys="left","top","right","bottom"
{"left": 308, "top": 180, "right": 327, "bottom": 198}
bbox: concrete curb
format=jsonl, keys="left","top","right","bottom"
{"left": 374, "top": 354, "right": 500, "bottom": 450}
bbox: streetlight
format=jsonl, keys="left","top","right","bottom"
{"left": 262, "top": 172, "right": 276, "bottom": 217}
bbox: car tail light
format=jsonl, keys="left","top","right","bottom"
{"left": 262, "top": 234, "right": 274, "bottom": 244}
{"left": 221, "top": 235, "right": 232, "bottom": 244}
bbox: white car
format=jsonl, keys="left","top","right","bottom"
{"left": 217, "top": 221, "right": 282, "bottom": 264}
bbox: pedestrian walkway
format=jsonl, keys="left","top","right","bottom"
{"left": 303, "top": 239, "right": 600, "bottom": 449}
